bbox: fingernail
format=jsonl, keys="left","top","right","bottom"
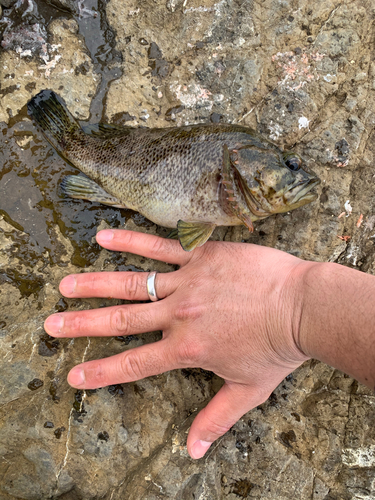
{"left": 44, "top": 314, "right": 64, "bottom": 335}
{"left": 97, "top": 230, "right": 113, "bottom": 244}
{"left": 68, "top": 367, "right": 85, "bottom": 387}
{"left": 59, "top": 275, "right": 76, "bottom": 295}
{"left": 190, "top": 440, "right": 212, "bottom": 459}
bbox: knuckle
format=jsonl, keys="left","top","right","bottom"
{"left": 109, "top": 307, "right": 130, "bottom": 335}
{"left": 202, "top": 410, "right": 233, "bottom": 437}
{"left": 177, "top": 339, "right": 203, "bottom": 365}
{"left": 119, "top": 353, "right": 143, "bottom": 380}
{"left": 93, "top": 363, "right": 108, "bottom": 386}
{"left": 125, "top": 273, "right": 142, "bottom": 300}
{"left": 173, "top": 301, "right": 204, "bottom": 323}
{"left": 119, "top": 230, "right": 136, "bottom": 247}
{"left": 71, "top": 315, "right": 85, "bottom": 334}
{"left": 150, "top": 235, "right": 168, "bottom": 256}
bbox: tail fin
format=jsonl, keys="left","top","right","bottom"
{"left": 27, "top": 90, "right": 82, "bottom": 153}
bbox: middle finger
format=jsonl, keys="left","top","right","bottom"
{"left": 44, "top": 301, "right": 169, "bottom": 338}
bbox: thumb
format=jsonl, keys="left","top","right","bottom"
{"left": 187, "top": 382, "right": 270, "bottom": 460}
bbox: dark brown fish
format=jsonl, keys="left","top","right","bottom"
{"left": 27, "top": 90, "right": 320, "bottom": 251}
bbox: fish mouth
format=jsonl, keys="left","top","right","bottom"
{"left": 288, "top": 177, "right": 321, "bottom": 205}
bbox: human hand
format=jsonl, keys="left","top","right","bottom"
{"left": 44, "top": 229, "right": 313, "bottom": 459}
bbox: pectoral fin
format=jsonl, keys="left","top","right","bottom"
{"left": 167, "top": 228, "right": 179, "bottom": 240}
{"left": 177, "top": 220, "right": 216, "bottom": 251}
{"left": 220, "top": 145, "right": 254, "bottom": 232}
{"left": 61, "top": 175, "right": 128, "bottom": 208}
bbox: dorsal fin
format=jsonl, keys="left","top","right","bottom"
{"left": 82, "top": 123, "right": 135, "bottom": 138}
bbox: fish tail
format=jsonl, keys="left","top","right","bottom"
{"left": 27, "top": 90, "right": 82, "bottom": 153}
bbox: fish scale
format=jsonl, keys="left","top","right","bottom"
{"left": 28, "top": 89, "right": 320, "bottom": 251}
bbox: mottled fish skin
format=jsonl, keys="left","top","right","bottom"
{"left": 60, "top": 125, "right": 283, "bottom": 227}
{"left": 27, "top": 90, "right": 320, "bottom": 234}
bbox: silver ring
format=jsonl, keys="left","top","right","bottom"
{"left": 147, "top": 271, "right": 159, "bottom": 302}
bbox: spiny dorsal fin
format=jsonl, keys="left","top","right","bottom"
{"left": 82, "top": 123, "right": 135, "bottom": 138}
{"left": 177, "top": 220, "right": 216, "bottom": 251}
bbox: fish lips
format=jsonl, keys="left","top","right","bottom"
{"left": 288, "top": 176, "right": 321, "bottom": 205}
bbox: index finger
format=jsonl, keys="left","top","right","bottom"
{"left": 96, "top": 229, "right": 192, "bottom": 266}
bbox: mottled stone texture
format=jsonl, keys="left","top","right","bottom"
{"left": 1, "top": 0, "right": 375, "bottom": 498}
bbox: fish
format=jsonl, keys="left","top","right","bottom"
{"left": 27, "top": 89, "right": 320, "bottom": 251}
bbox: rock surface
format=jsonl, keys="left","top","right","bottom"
{"left": 1, "top": 0, "right": 375, "bottom": 498}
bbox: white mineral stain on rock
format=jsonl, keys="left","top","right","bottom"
{"left": 344, "top": 200, "right": 353, "bottom": 216}
{"left": 170, "top": 82, "right": 213, "bottom": 109}
{"left": 342, "top": 445, "right": 375, "bottom": 467}
{"left": 269, "top": 122, "right": 283, "bottom": 140}
{"left": 298, "top": 116, "right": 310, "bottom": 129}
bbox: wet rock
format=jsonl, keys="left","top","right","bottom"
{"left": 0, "top": 0, "right": 17, "bottom": 8}
{"left": 2, "top": 0, "right": 375, "bottom": 499}
{"left": 0, "top": 16, "right": 97, "bottom": 121}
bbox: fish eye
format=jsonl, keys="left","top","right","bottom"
{"left": 284, "top": 154, "right": 302, "bottom": 171}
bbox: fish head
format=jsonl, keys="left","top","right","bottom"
{"left": 231, "top": 146, "right": 320, "bottom": 217}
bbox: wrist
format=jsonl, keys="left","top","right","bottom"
{"left": 286, "top": 259, "right": 325, "bottom": 361}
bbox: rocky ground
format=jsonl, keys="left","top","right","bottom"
{"left": 1, "top": 0, "right": 375, "bottom": 498}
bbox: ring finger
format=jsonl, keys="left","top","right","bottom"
{"left": 44, "top": 300, "right": 169, "bottom": 338}
{"left": 59, "top": 270, "right": 178, "bottom": 301}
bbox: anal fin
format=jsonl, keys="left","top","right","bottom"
{"left": 61, "top": 175, "right": 127, "bottom": 208}
{"left": 177, "top": 220, "right": 216, "bottom": 251}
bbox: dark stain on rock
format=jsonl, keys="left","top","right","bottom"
{"left": 148, "top": 42, "right": 163, "bottom": 59}
{"left": 0, "top": 269, "right": 45, "bottom": 298}
{"left": 210, "top": 112, "right": 224, "bottom": 123}
{"left": 0, "top": 85, "right": 19, "bottom": 97}
{"left": 291, "top": 412, "right": 301, "bottom": 422}
{"left": 165, "top": 105, "right": 185, "bottom": 121}
{"left": 148, "top": 41, "right": 171, "bottom": 78}
{"left": 278, "top": 429, "right": 297, "bottom": 448}
{"left": 235, "top": 440, "right": 252, "bottom": 455}
{"left": 335, "top": 138, "right": 350, "bottom": 162}
{"left": 0, "top": 209, "right": 24, "bottom": 232}
{"left": 49, "top": 379, "right": 60, "bottom": 402}
{"left": 54, "top": 298, "right": 68, "bottom": 312}
{"left": 108, "top": 384, "right": 124, "bottom": 396}
{"left": 149, "top": 59, "right": 171, "bottom": 78}
{"left": 72, "top": 390, "right": 87, "bottom": 421}
{"left": 114, "top": 335, "right": 138, "bottom": 345}
{"left": 267, "top": 392, "right": 278, "bottom": 407}
{"left": 39, "top": 333, "right": 60, "bottom": 357}
{"left": 98, "top": 431, "right": 109, "bottom": 441}
{"left": 133, "top": 383, "right": 146, "bottom": 398}
{"left": 54, "top": 426, "right": 65, "bottom": 439}
{"left": 231, "top": 479, "right": 253, "bottom": 498}
{"left": 86, "top": 389, "right": 98, "bottom": 396}
{"left": 28, "top": 378, "right": 44, "bottom": 390}
{"left": 320, "top": 185, "right": 329, "bottom": 204}
{"left": 25, "top": 82, "right": 37, "bottom": 93}
{"left": 111, "top": 111, "right": 136, "bottom": 124}
{"left": 74, "top": 62, "right": 90, "bottom": 76}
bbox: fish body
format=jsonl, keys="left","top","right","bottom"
{"left": 28, "top": 90, "right": 320, "bottom": 251}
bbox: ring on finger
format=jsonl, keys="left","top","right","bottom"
{"left": 147, "top": 271, "right": 159, "bottom": 302}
